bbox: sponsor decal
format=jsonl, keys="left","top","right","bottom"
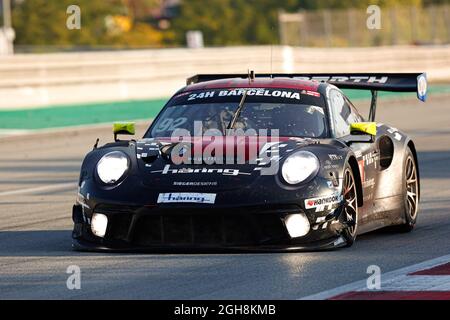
{"left": 328, "top": 154, "right": 343, "bottom": 161}
{"left": 295, "top": 76, "right": 388, "bottom": 84}
{"left": 362, "top": 178, "right": 376, "bottom": 189}
{"left": 188, "top": 91, "right": 216, "bottom": 101}
{"left": 305, "top": 193, "right": 344, "bottom": 212}
{"left": 173, "top": 181, "right": 218, "bottom": 187}
{"left": 358, "top": 159, "right": 365, "bottom": 183}
{"left": 76, "top": 192, "right": 90, "bottom": 210}
{"left": 157, "top": 193, "right": 216, "bottom": 204}
{"left": 302, "top": 90, "right": 321, "bottom": 98}
{"left": 316, "top": 216, "right": 326, "bottom": 223}
{"left": 394, "top": 133, "right": 402, "bottom": 141}
{"left": 324, "top": 164, "right": 339, "bottom": 170}
{"left": 387, "top": 127, "right": 403, "bottom": 141}
{"left": 153, "top": 117, "right": 188, "bottom": 133}
{"left": 363, "top": 151, "right": 378, "bottom": 168}
{"left": 326, "top": 178, "right": 341, "bottom": 190}
{"left": 417, "top": 74, "right": 428, "bottom": 102}
{"left": 387, "top": 127, "right": 398, "bottom": 133}
{"left": 333, "top": 236, "right": 346, "bottom": 246}
{"left": 363, "top": 194, "right": 374, "bottom": 202}
{"left": 152, "top": 164, "right": 249, "bottom": 176}
{"left": 186, "top": 89, "right": 305, "bottom": 101}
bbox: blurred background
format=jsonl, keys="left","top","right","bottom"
{"left": 0, "top": 0, "right": 449, "bottom": 133}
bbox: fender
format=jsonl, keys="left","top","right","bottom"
{"left": 372, "top": 125, "right": 413, "bottom": 225}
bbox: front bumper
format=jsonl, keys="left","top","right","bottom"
{"left": 72, "top": 203, "right": 349, "bottom": 252}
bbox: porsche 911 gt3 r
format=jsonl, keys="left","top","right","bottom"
{"left": 72, "top": 72, "right": 427, "bottom": 251}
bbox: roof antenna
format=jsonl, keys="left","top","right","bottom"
{"left": 248, "top": 69, "right": 255, "bottom": 83}
{"left": 93, "top": 138, "right": 99, "bottom": 150}
{"left": 270, "top": 25, "right": 274, "bottom": 78}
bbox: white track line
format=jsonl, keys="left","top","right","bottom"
{"left": 0, "top": 119, "right": 150, "bottom": 140}
{"left": 0, "top": 182, "right": 77, "bottom": 197}
{"left": 300, "top": 254, "right": 450, "bottom": 300}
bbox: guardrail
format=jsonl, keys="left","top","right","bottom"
{"left": 279, "top": 5, "right": 450, "bottom": 47}
{"left": 0, "top": 45, "right": 449, "bottom": 109}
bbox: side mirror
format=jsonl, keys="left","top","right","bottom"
{"left": 343, "top": 122, "right": 377, "bottom": 145}
{"left": 113, "top": 122, "right": 135, "bottom": 141}
{"left": 350, "top": 122, "right": 377, "bottom": 136}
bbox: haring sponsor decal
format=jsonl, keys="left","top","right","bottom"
{"left": 151, "top": 164, "right": 251, "bottom": 176}
{"left": 157, "top": 193, "right": 216, "bottom": 204}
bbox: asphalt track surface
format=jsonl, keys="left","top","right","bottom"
{"left": 1, "top": 95, "right": 450, "bottom": 299}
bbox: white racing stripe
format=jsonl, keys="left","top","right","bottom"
{"left": 0, "top": 182, "right": 77, "bottom": 197}
{"left": 300, "top": 254, "right": 450, "bottom": 300}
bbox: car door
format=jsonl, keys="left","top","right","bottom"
{"left": 328, "top": 89, "right": 380, "bottom": 224}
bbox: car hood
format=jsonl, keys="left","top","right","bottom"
{"left": 134, "top": 136, "right": 320, "bottom": 192}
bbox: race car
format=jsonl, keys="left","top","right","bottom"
{"left": 72, "top": 72, "right": 427, "bottom": 251}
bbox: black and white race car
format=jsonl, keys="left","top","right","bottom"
{"left": 72, "top": 72, "right": 427, "bottom": 251}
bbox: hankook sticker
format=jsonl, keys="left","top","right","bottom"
{"left": 305, "top": 194, "right": 343, "bottom": 212}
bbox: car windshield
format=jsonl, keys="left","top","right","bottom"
{"left": 147, "top": 88, "right": 328, "bottom": 138}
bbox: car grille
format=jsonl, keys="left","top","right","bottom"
{"left": 132, "top": 214, "right": 268, "bottom": 246}
{"left": 99, "top": 205, "right": 297, "bottom": 247}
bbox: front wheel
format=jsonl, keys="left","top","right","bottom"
{"left": 341, "top": 165, "right": 358, "bottom": 247}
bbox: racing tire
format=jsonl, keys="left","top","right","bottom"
{"left": 396, "top": 148, "right": 419, "bottom": 233}
{"left": 341, "top": 164, "right": 359, "bottom": 247}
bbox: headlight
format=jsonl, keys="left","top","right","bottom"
{"left": 91, "top": 213, "right": 108, "bottom": 238}
{"left": 96, "top": 151, "right": 130, "bottom": 184}
{"left": 285, "top": 213, "right": 310, "bottom": 238}
{"left": 281, "top": 151, "right": 319, "bottom": 185}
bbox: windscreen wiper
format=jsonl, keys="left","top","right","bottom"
{"left": 227, "top": 89, "right": 248, "bottom": 131}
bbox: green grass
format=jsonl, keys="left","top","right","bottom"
{"left": 1, "top": 85, "right": 449, "bottom": 130}
{"left": 343, "top": 84, "right": 450, "bottom": 100}
{"left": 0, "top": 99, "right": 167, "bottom": 130}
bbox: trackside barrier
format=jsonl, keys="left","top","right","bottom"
{"left": 0, "top": 45, "right": 449, "bottom": 109}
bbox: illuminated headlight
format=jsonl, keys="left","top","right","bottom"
{"left": 96, "top": 151, "right": 129, "bottom": 184}
{"left": 91, "top": 213, "right": 108, "bottom": 238}
{"left": 285, "top": 213, "right": 310, "bottom": 238}
{"left": 281, "top": 151, "right": 319, "bottom": 185}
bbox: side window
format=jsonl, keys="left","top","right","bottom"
{"left": 329, "top": 89, "right": 351, "bottom": 138}
{"left": 346, "top": 98, "right": 365, "bottom": 123}
{"left": 329, "top": 89, "right": 365, "bottom": 137}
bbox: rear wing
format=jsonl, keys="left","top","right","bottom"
{"left": 187, "top": 73, "right": 428, "bottom": 102}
